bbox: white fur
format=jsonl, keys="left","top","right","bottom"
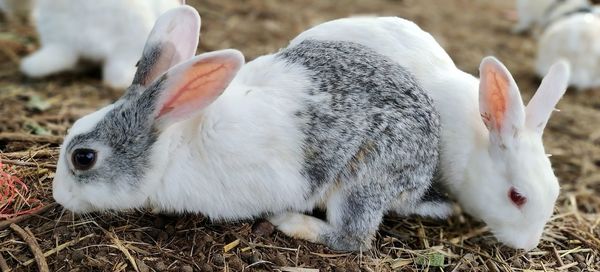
{"left": 20, "top": 0, "right": 180, "bottom": 89}
{"left": 291, "top": 17, "right": 567, "bottom": 250}
{"left": 148, "top": 57, "right": 320, "bottom": 219}
{"left": 513, "top": 0, "right": 589, "bottom": 33}
{"left": 53, "top": 54, "right": 324, "bottom": 218}
{"left": 536, "top": 9, "right": 600, "bottom": 89}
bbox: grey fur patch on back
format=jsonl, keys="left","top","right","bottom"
{"left": 66, "top": 77, "right": 166, "bottom": 185}
{"left": 277, "top": 39, "right": 443, "bottom": 250}
{"left": 278, "top": 39, "right": 440, "bottom": 195}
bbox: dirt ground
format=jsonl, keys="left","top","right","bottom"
{"left": 0, "top": 0, "right": 599, "bottom": 271}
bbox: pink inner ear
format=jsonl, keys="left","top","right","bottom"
{"left": 483, "top": 67, "right": 509, "bottom": 131}
{"left": 158, "top": 61, "right": 230, "bottom": 117}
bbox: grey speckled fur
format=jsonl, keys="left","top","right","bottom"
{"left": 278, "top": 40, "right": 447, "bottom": 250}
{"left": 65, "top": 41, "right": 170, "bottom": 187}
{"left": 65, "top": 77, "right": 165, "bottom": 186}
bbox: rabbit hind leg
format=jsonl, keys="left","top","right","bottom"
{"left": 270, "top": 181, "right": 390, "bottom": 251}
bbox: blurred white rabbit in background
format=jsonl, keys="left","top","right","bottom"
{"left": 20, "top": 0, "right": 183, "bottom": 89}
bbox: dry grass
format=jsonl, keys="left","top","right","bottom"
{"left": 0, "top": 0, "right": 599, "bottom": 271}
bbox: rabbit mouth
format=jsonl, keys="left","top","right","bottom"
{"left": 56, "top": 196, "right": 95, "bottom": 214}
{"left": 491, "top": 224, "right": 543, "bottom": 251}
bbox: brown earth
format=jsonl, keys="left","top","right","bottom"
{"left": 0, "top": 0, "right": 599, "bottom": 271}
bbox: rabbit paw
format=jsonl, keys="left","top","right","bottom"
{"left": 269, "top": 212, "right": 329, "bottom": 243}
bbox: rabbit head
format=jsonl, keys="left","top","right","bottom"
{"left": 456, "top": 57, "right": 570, "bottom": 250}
{"left": 53, "top": 6, "right": 244, "bottom": 213}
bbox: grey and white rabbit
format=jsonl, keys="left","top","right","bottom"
{"left": 52, "top": 6, "right": 450, "bottom": 251}
{"left": 292, "top": 16, "right": 569, "bottom": 250}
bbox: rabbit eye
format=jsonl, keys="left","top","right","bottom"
{"left": 72, "top": 149, "right": 97, "bottom": 171}
{"left": 508, "top": 187, "right": 527, "bottom": 208}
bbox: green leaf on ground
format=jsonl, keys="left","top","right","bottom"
{"left": 26, "top": 95, "right": 51, "bottom": 111}
{"left": 24, "top": 121, "right": 50, "bottom": 136}
{"left": 415, "top": 253, "right": 445, "bottom": 267}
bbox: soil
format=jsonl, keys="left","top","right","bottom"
{"left": 0, "top": 0, "right": 599, "bottom": 271}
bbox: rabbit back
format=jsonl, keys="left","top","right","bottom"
{"left": 279, "top": 40, "right": 441, "bottom": 207}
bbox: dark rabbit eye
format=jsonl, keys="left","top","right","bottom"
{"left": 71, "top": 149, "right": 97, "bottom": 171}
{"left": 508, "top": 187, "right": 527, "bottom": 208}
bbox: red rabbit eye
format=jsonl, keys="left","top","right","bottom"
{"left": 509, "top": 187, "right": 527, "bottom": 208}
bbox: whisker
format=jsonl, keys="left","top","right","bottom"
{"left": 53, "top": 207, "right": 67, "bottom": 233}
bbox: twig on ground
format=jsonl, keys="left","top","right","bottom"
{"left": 449, "top": 254, "right": 466, "bottom": 272}
{"left": 245, "top": 260, "right": 274, "bottom": 270}
{"left": 247, "top": 242, "right": 299, "bottom": 252}
{"left": 381, "top": 226, "right": 509, "bottom": 267}
{"left": 0, "top": 203, "right": 58, "bottom": 230}
{"left": 161, "top": 251, "right": 196, "bottom": 266}
{"left": 1, "top": 150, "right": 57, "bottom": 159}
{"left": 563, "top": 228, "right": 600, "bottom": 250}
{"left": 22, "top": 234, "right": 95, "bottom": 267}
{"left": 0, "top": 252, "right": 10, "bottom": 272}
{"left": 417, "top": 222, "right": 429, "bottom": 248}
{"left": 557, "top": 262, "right": 579, "bottom": 270}
{"left": 0, "top": 159, "right": 57, "bottom": 169}
{"left": 559, "top": 247, "right": 592, "bottom": 257}
{"left": 0, "top": 133, "right": 63, "bottom": 144}
{"left": 310, "top": 252, "right": 352, "bottom": 258}
{"left": 279, "top": 267, "right": 319, "bottom": 272}
{"left": 552, "top": 245, "right": 565, "bottom": 267}
{"left": 106, "top": 230, "right": 140, "bottom": 272}
{"left": 9, "top": 224, "right": 49, "bottom": 272}
{"left": 449, "top": 227, "right": 490, "bottom": 244}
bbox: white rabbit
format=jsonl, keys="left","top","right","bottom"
{"left": 536, "top": 7, "right": 600, "bottom": 89}
{"left": 52, "top": 7, "right": 451, "bottom": 251}
{"left": 513, "top": 0, "right": 597, "bottom": 89}
{"left": 0, "top": 0, "right": 33, "bottom": 23}
{"left": 513, "top": 0, "right": 590, "bottom": 33}
{"left": 20, "top": 0, "right": 182, "bottom": 89}
{"left": 291, "top": 16, "right": 570, "bottom": 250}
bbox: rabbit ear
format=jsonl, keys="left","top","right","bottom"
{"left": 148, "top": 49, "right": 244, "bottom": 128}
{"left": 478, "top": 57, "right": 525, "bottom": 144}
{"left": 133, "top": 6, "right": 200, "bottom": 86}
{"left": 525, "top": 60, "right": 570, "bottom": 135}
